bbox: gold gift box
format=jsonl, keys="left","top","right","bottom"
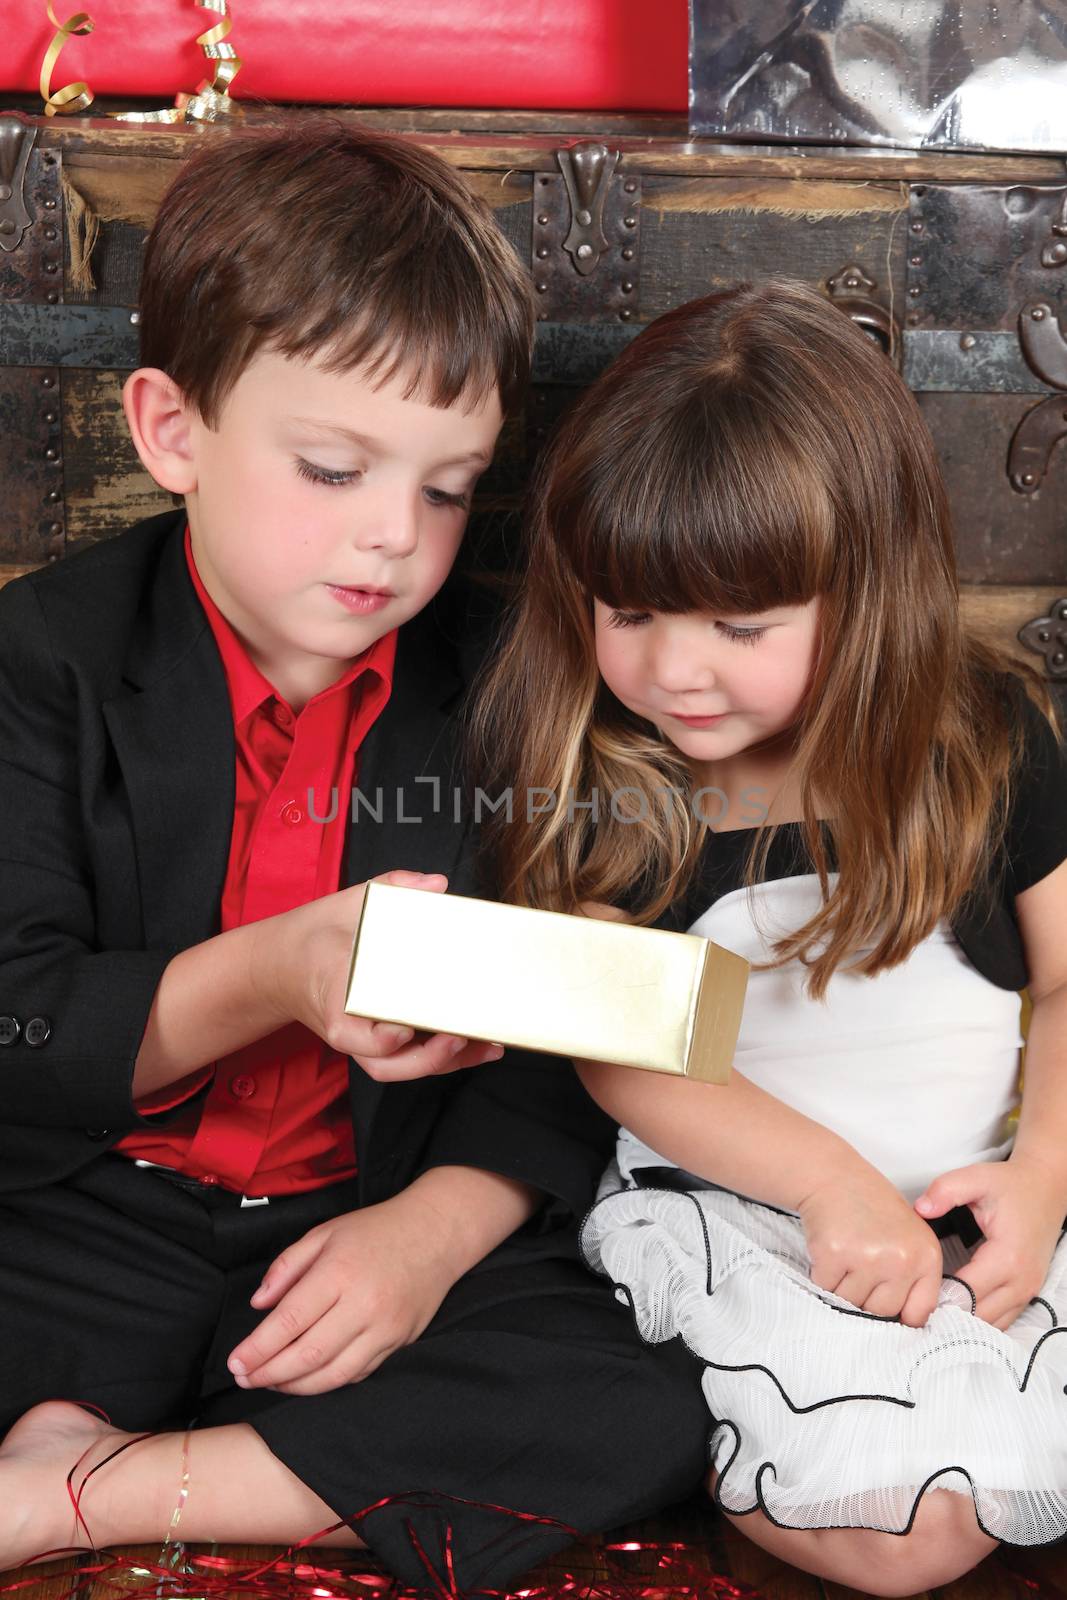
{"left": 344, "top": 883, "right": 748, "bottom": 1083}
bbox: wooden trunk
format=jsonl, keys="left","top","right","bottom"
{"left": 0, "top": 104, "right": 1065, "bottom": 723}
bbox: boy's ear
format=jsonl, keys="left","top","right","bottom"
{"left": 122, "top": 368, "right": 199, "bottom": 495}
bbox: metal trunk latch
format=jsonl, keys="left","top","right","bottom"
{"left": 0, "top": 116, "right": 36, "bottom": 254}
{"left": 826, "top": 264, "right": 901, "bottom": 364}
{"left": 531, "top": 141, "right": 640, "bottom": 323}
{"left": 1040, "top": 186, "right": 1067, "bottom": 269}
{"left": 0, "top": 112, "right": 64, "bottom": 305}
{"left": 1008, "top": 302, "right": 1067, "bottom": 494}
{"left": 558, "top": 142, "right": 619, "bottom": 276}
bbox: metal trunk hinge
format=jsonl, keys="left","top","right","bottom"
{"left": 530, "top": 141, "right": 640, "bottom": 323}
{"left": 0, "top": 114, "right": 64, "bottom": 304}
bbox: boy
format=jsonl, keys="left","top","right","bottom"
{"left": 0, "top": 124, "right": 706, "bottom": 1592}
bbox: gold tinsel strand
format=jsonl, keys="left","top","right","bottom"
{"left": 38, "top": 0, "right": 243, "bottom": 124}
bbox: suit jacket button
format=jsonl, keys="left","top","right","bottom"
{"left": 24, "top": 1015, "right": 52, "bottom": 1048}
{"left": 0, "top": 1015, "right": 20, "bottom": 1046}
{"left": 86, "top": 1128, "right": 111, "bottom": 1140}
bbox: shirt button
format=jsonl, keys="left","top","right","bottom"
{"left": 280, "top": 800, "right": 303, "bottom": 826}
{"left": 0, "top": 1015, "right": 20, "bottom": 1046}
{"left": 273, "top": 702, "right": 294, "bottom": 729}
{"left": 199, "top": 1174, "right": 219, "bottom": 1186}
{"left": 230, "top": 1075, "right": 256, "bottom": 1099}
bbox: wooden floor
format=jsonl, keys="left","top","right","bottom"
{"left": 6, "top": 1493, "right": 1065, "bottom": 1600}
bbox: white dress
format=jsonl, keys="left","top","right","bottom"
{"left": 580, "top": 836, "right": 1067, "bottom": 1545}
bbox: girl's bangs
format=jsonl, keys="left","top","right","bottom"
{"left": 558, "top": 404, "right": 831, "bottom": 617}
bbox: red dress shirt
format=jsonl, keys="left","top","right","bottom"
{"left": 114, "top": 525, "right": 396, "bottom": 1195}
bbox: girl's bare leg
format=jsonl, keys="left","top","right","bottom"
{"left": 707, "top": 1468, "right": 998, "bottom": 1598}
{"left": 1, "top": 1401, "right": 365, "bottom": 1572}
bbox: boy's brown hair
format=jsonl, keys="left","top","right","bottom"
{"left": 138, "top": 119, "right": 534, "bottom": 425}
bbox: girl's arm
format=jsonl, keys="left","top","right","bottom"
{"left": 576, "top": 1056, "right": 877, "bottom": 1214}
{"left": 578, "top": 1056, "right": 946, "bottom": 1326}
{"left": 912, "top": 855, "right": 1067, "bottom": 1329}
{"left": 1007, "top": 855, "right": 1067, "bottom": 1201}
{"left": 575, "top": 898, "right": 874, "bottom": 1211}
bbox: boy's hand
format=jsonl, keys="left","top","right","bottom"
{"left": 798, "top": 1168, "right": 945, "bottom": 1327}
{"left": 579, "top": 900, "right": 635, "bottom": 924}
{"left": 227, "top": 1190, "right": 460, "bottom": 1395}
{"left": 914, "top": 1158, "right": 1066, "bottom": 1329}
{"left": 253, "top": 869, "right": 504, "bottom": 1081}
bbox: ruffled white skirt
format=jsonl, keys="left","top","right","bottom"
{"left": 580, "top": 1162, "right": 1067, "bottom": 1545}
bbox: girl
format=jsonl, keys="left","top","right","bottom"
{"left": 472, "top": 279, "right": 1067, "bottom": 1596}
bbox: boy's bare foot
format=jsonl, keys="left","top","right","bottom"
{"left": 0, "top": 1399, "right": 133, "bottom": 1571}
{"left": 2, "top": 1402, "right": 362, "bottom": 1560}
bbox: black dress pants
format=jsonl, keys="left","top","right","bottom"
{"left": 0, "top": 1155, "right": 709, "bottom": 1595}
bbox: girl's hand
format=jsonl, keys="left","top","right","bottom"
{"left": 914, "top": 1159, "right": 1067, "bottom": 1329}
{"left": 251, "top": 869, "right": 504, "bottom": 1082}
{"left": 226, "top": 1191, "right": 459, "bottom": 1395}
{"left": 798, "top": 1169, "right": 945, "bottom": 1327}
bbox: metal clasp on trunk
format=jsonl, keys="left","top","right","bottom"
{"left": 0, "top": 117, "right": 36, "bottom": 255}
{"left": 531, "top": 143, "right": 639, "bottom": 324}
{"left": 557, "top": 142, "right": 619, "bottom": 277}
{"left": 827, "top": 264, "right": 900, "bottom": 364}
{"left": 1017, "top": 599, "right": 1067, "bottom": 680}
{"left": 1009, "top": 303, "right": 1067, "bottom": 494}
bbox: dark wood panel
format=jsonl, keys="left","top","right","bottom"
{"left": 65, "top": 219, "right": 144, "bottom": 308}
{"left": 717, "top": 1513, "right": 826, "bottom": 1599}
{"left": 637, "top": 175, "right": 906, "bottom": 321}
{"left": 936, "top": 1557, "right": 1036, "bottom": 1599}
{"left": 61, "top": 154, "right": 532, "bottom": 230}
{"left": 31, "top": 115, "right": 1067, "bottom": 182}
{"left": 0, "top": 367, "right": 65, "bottom": 566}
{"left": 644, "top": 175, "right": 905, "bottom": 221}
{"left": 825, "top": 1583, "right": 932, "bottom": 1600}
{"left": 920, "top": 393, "right": 1067, "bottom": 586}
{"left": 1, "top": 1559, "right": 89, "bottom": 1600}
{"left": 62, "top": 369, "right": 174, "bottom": 546}
{"left": 4, "top": 1520, "right": 1048, "bottom": 1600}
{"left": 6, "top": 99, "right": 691, "bottom": 139}
{"left": 58, "top": 159, "right": 532, "bottom": 301}
{"left": 1000, "top": 1542, "right": 1067, "bottom": 1598}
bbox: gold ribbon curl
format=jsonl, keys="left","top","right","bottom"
{"left": 40, "top": 4, "right": 95, "bottom": 116}
{"left": 38, "top": 0, "right": 243, "bottom": 123}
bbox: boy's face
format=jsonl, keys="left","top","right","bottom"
{"left": 183, "top": 348, "right": 503, "bottom": 705}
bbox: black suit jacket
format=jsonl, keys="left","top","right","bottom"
{"left": 0, "top": 509, "right": 614, "bottom": 1210}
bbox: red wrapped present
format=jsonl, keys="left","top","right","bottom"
{"left": 1, "top": 0, "right": 688, "bottom": 112}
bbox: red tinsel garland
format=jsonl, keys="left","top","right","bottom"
{"left": 1, "top": 1423, "right": 763, "bottom": 1600}
{"left": 2, "top": 1524, "right": 764, "bottom": 1600}
{"left": 4, "top": 1416, "right": 1060, "bottom": 1599}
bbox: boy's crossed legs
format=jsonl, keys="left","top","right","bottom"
{"left": 2, "top": 1401, "right": 361, "bottom": 1564}
{"left": 0, "top": 1156, "right": 709, "bottom": 1592}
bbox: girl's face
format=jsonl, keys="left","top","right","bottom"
{"left": 592, "top": 599, "right": 822, "bottom": 764}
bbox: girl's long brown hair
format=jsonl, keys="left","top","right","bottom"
{"left": 469, "top": 280, "right": 1059, "bottom": 1002}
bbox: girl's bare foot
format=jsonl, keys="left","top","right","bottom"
{"left": 0, "top": 1399, "right": 133, "bottom": 1571}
